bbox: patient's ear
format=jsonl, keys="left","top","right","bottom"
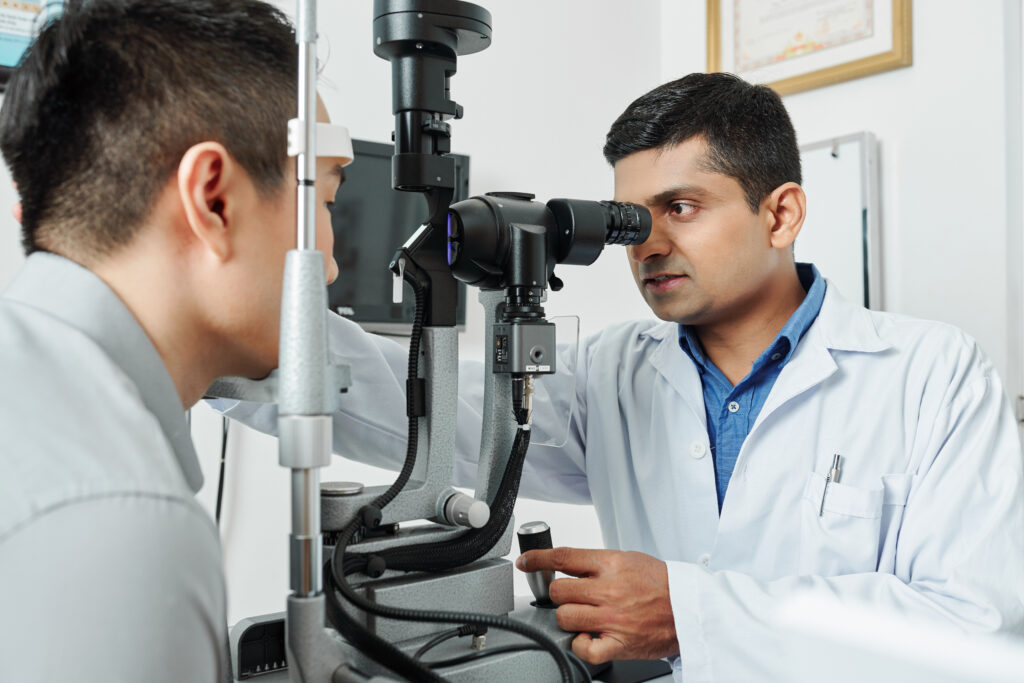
{"left": 177, "top": 142, "right": 237, "bottom": 261}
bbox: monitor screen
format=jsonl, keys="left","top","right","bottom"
{"left": 328, "top": 140, "right": 469, "bottom": 334}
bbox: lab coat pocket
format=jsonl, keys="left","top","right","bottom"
{"left": 799, "top": 472, "right": 883, "bottom": 575}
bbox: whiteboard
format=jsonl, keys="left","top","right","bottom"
{"left": 796, "top": 132, "right": 882, "bottom": 309}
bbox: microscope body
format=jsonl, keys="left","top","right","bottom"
{"left": 223, "top": 1, "right": 651, "bottom": 680}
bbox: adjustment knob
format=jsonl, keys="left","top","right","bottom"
{"left": 517, "top": 521, "right": 555, "bottom": 606}
{"left": 444, "top": 492, "right": 490, "bottom": 529}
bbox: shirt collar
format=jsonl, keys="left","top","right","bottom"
{"left": 3, "top": 252, "right": 204, "bottom": 492}
{"left": 677, "top": 263, "right": 826, "bottom": 373}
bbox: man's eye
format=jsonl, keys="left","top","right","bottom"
{"left": 670, "top": 202, "right": 696, "bottom": 216}
{"left": 324, "top": 201, "right": 336, "bottom": 213}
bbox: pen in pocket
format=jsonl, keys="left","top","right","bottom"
{"left": 819, "top": 454, "right": 842, "bottom": 516}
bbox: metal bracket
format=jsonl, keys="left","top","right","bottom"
{"left": 205, "top": 364, "right": 351, "bottom": 412}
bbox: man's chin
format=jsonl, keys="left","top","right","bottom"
{"left": 645, "top": 298, "right": 704, "bottom": 326}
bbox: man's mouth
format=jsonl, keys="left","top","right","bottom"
{"left": 642, "top": 273, "right": 687, "bottom": 293}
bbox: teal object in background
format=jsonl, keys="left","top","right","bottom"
{"left": 0, "top": 1, "right": 64, "bottom": 84}
{"left": 0, "top": 35, "right": 32, "bottom": 68}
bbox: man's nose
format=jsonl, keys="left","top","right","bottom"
{"left": 628, "top": 218, "right": 670, "bottom": 263}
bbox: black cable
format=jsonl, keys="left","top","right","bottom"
{"left": 343, "top": 423, "right": 532, "bottom": 574}
{"left": 423, "top": 644, "right": 539, "bottom": 669}
{"left": 423, "top": 644, "right": 591, "bottom": 682}
{"left": 339, "top": 372, "right": 535, "bottom": 578}
{"left": 413, "top": 628, "right": 462, "bottom": 660}
{"left": 566, "top": 651, "right": 594, "bottom": 683}
{"left": 368, "top": 269, "right": 428, "bottom": 513}
{"left": 323, "top": 567, "right": 446, "bottom": 683}
{"left": 321, "top": 281, "right": 443, "bottom": 683}
{"left": 215, "top": 416, "right": 228, "bottom": 526}
{"left": 329, "top": 427, "right": 577, "bottom": 683}
{"left": 322, "top": 279, "right": 577, "bottom": 682}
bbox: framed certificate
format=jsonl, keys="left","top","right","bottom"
{"left": 707, "top": 0, "right": 912, "bottom": 96}
{"left": 0, "top": 1, "right": 64, "bottom": 92}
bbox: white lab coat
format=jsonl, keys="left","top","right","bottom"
{"left": 220, "top": 282, "right": 1024, "bottom": 682}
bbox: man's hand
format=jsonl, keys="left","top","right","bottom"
{"left": 516, "top": 547, "right": 679, "bottom": 664}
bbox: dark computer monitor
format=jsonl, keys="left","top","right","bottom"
{"left": 328, "top": 139, "right": 469, "bottom": 334}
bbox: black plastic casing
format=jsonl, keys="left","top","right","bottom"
{"left": 446, "top": 193, "right": 652, "bottom": 291}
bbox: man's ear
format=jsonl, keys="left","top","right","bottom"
{"left": 177, "top": 142, "right": 236, "bottom": 261}
{"left": 763, "top": 182, "right": 806, "bottom": 250}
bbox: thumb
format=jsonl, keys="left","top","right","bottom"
{"left": 572, "top": 632, "right": 624, "bottom": 665}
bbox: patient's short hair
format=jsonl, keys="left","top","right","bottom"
{"left": 603, "top": 72, "right": 801, "bottom": 213}
{"left": 0, "top": 0, "right": 297, "bottom": 260}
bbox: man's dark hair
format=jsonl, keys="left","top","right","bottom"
{"left": 603, "top": 73, "right": 801, "bottom": 213}
{"left": 0, "top": 0, "right": 297, "bottom": 260}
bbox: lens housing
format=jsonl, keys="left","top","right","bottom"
{"left": 446, "top": 193, "right": 651, "bottom": 291}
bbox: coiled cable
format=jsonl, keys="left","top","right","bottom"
{"left": 323, "top": 276, "right": 580, "bottom": 682}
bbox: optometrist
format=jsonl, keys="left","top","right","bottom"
{"left": 220, "top": 72, "right": 1024, "bottom": 682}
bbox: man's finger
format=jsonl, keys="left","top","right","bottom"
{"left": 548, "top": 576, "right": 602, "bottom": 606}
{"left": 516, "top": 546, "right": 603, "bottom": 576}
{"left": 571, "top": 632, "right": 625, "bottom": 665}
{"left": 554, "top": 603, "right": 606, "bottom": 633}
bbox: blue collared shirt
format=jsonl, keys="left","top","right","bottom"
{"left": 678, "top": 263, "right": 826, "bottom": 510}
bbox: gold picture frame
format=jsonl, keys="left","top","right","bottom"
{"left": 707, "top": 0, "right": 912, "bottom": 96}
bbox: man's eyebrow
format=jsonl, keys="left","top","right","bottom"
{"left": 328, "top": 164, "right": 346, "bottom": 182}
{"left": 645, "top": 184, "right": 712, "bottom": 206}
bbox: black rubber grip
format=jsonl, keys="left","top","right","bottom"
{"left": 517, "top": 524, "right": 552, "bottom": 553}
{"left": 406, "top": 378, "right": 426, "bottom": 418}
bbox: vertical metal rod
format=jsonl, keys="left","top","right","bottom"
{"left": 292, "top": 468, "right": 323, "bottom": 596}
{"left": 289, "top": 0, "right": 322, "bottom": 600}
{"left": 296, "top": 0, "right": 318, "bottom": 250}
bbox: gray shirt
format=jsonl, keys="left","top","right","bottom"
{"left": 0, "top": 253, "right": 228, "bottom": 682}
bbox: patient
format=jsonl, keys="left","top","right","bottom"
{"left": 0, "top": 1, "right": 346, "bottom": 680}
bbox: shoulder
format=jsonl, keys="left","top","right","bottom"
{"left": 868, "top": 308, "right": 989, "bottom": 375}
{"left": 820, "top": 285, "right": 996, "bottom": 404}
{"left": 0, "top": 298, "right": 192, "bottom": 541}
{"left": 875, "top": 309, "right": 995, "bottom": 407}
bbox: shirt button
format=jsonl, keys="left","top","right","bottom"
{"left": 771, "top": 352, "right": 782, "bottom": 361}
{"left": 698, "top": 553, "right": 711, "bottom": 568}
{"left": 728, "top": 401, "right": 740, "bottom": 413}
{"left": 690, "top": 441, "right": 707, "bottom": 459}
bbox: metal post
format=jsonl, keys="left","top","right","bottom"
{"left": 296, "top": 0, "right": 318, "bottom": 250}
{"left": 280, "top": 3, "right": 365, "bottom": 681}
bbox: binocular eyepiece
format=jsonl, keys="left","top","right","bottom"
{"left": 446, "top": 192, "right": 652, "bottom": 291}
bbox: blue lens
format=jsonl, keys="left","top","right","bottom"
{"left": 447, "top": 213, "right": 454, "bottom": 265}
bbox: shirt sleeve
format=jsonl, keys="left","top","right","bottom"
{"left": 212, "top": 311, "right": 593, "bottom": 504}
{"left": 665, "top": 367, "right": 1024, "bottom": 682}
{"left": 0, "top": 495, "right": 229, "bottom": 683}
